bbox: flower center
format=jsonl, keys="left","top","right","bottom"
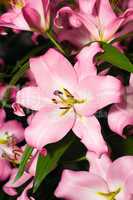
{"left": 0, "top": 133, "right": 10, "bottom": 144}
{"left": 52, "top": 88, "right": 85, "bottom": 116}
{"left": 97, "top": 188, "right": 121, "bottom": 200}
{"left": 0, "top": 133, "right": 23, "bottom": 165}
{"left": 9, "top": 0, "right": 24, "bottom": 9}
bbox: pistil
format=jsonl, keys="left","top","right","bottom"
{"left": 52, "top": 88, "right": 85, "bottom": 116}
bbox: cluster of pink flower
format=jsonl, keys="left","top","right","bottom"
{"left": 0, "top": 0, "right": 133, "bottom": 199}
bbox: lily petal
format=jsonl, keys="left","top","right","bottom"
{"left": 0, "top": 158, "right": 11, "bottom": 181}
{"left": 1, "top": 120, "right": 24, "bottom": 143}
{"left": 73, "top": 116, "right": 108, "bottom": 156}
{"left": 55, "top": 169, "right": 108, "bottom": 200}
{"left": 75, "top": 75, "right": 122, "bottom": 116}
{"left": 22, "top": 5, "right": 42, "bottom": 31}
{"left": 86, "top": 152, "right": 111, "bottom": 180}
{"left": 107, "top": 156, "right": 133, "bottom": 192}
{"left": 98, "top": 0, "right": 117, "bottom": 27}
{"left": 74, "top": 43, "right": 102, "bottom": 81}
{"left": 3, "top": 169, "right": 32, "bottom": 196}
{"left": 25, "top": 105, "right": 75, "bottom": 149}
{"left": 16, "top": 86, "right": 48, "bottom": 111}
{"left": 30, "top": 48, "right": 78, "bottom": 98}
{"left": 78, "top": 0, "right": 97, "bottom": 14}
{"left": 0, "top": 10, "right": 30, "bottom": 31}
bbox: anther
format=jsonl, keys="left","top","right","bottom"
{"left": 52, "top": 98, "right": 58, "bottom": 104}
{"left": 63, "top": 88, "right": 74, "bottom": 98}
{"left": 54, "top": 90, "right": 63, "bottom": 96}
{"left": 60, "top": 106, "right": 70, "bottom": 109}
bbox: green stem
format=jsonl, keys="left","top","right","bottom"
{"left": 46, "top": 31, "right": 66, "bottom": 55}
{"left": 4, "top": 44, "right": 48, "bottom": 101}
{"left": 3, "top": 62, "right": 29, "bottom": 101}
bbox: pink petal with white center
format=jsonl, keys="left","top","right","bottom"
{"left": 16, "top": 86, "right": 48, "bottom": 111}
{"left": 30, "top": 48, "right": 78, "bottom": 98}
{"left": 75, "top": 75, "right": 122, "bottom": 116}
{"left": 77, "top": 13, "right": 100, "bottom": 40}
{"left": 107, "top": 156, "right": 133, "bottom": 192}
{"left": 98, "top": 0, "right": 117, "bottom": 27}
{"left": 0, "top": 158, "right": 11, "bottom": 181}
{"left": 103, "top": 17, "right": 125, "bottom": 41}
{"left": 73, "top": 116, "right": 108, "bottom": 156}
{"left": 3, "top": 169, "right": 32, "bottom": 196}
{"left": 74, "top": 43, "right": 102, "bottom": 81}
{"left": 0, "top": 10, "right": 30, "bottom": 31}
{"left": 108, "top": 104, "right": 133, "bottom": 137}
{"left": 0, "top": 120, "right": 24, "bottom": 143}
{"left": 86, "top": 152, "right": 111, "bottom": 180}
{"left": 25, "top": 105, "right": 75, "bottom": 149}
{"left": 55, "top": 169, "right": 109, "bottom": 200}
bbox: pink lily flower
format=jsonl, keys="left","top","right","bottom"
{"left": 0, "top": 0, "right": 50, "bottom": 33}
{"left": 108, "top": 73, "right": 133, "bottom": 137}
{"left": 0, "top": 108, "right": 24, "bottom": 181}
{"left": 55, "top": 155, "right": 133, "bottom": 200}
{"left": 56, "top": 0, "right": 133, "bottom": 46}
{"left": 16, "top": 44, "right": 122, "bottom": 156}
{"left": 0, "top": 108, "right": 24, "bottom": 165}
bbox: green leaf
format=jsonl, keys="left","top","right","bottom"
{"left": 33, "top": 135, "right": 75, "bottom": 193}
{"left": 15, "top": 145, "right": 33, "bottom": 182}
{"left": 10, "top": 62, "right": 29, "bottom": 85}
{"left": 98, "top": 42, "right": 133, "bottom": 72}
